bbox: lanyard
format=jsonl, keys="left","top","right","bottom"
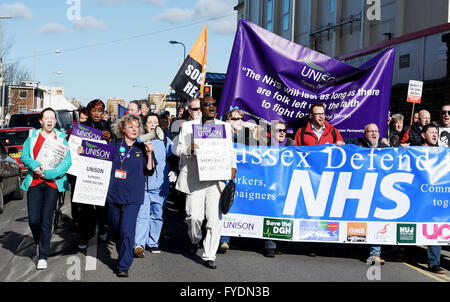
{"left": 119, "top": 140, "right": 134, "bottom": 170}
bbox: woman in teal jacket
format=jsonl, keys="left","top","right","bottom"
{"left": 20, "top": 108, "right": 71, "bottom": 270}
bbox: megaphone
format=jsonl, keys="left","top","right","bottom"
{"left": 137, "top": 125, "right": 165, "bottom": 144}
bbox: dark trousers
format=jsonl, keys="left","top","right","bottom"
{"left": 68, "top": 175, "right": 80, "bottom": 226}
{"left": 27, "top": 183, "right": 59, "bottom": 260}
{"left": 78, "top": 204, "right": 108, "bottom": 242}
{"left": 108, "top": 203, "right": 140, "bottom": 272}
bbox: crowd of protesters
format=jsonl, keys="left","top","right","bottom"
{"left": 20, "top": 96, "right": 450, "bottom": 277}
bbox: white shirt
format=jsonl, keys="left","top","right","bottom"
{"left": 312, "top": 124, "right": 326, "bottom": 142}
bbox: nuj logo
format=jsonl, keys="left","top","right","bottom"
{"left": 301, "top": 58, "right": 336, "bottom": 83}
{"left": 422, "top": 224, "right": 450, "bottom": 240}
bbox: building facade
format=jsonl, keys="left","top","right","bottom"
{"left": 7, "top": 81, "right": 45, "bottom": 114}
{"left": 107, "top": 98, "right": 126, "bottom": 117}
{"left": 235, "top": 0, "right": 450, "bottom": 123}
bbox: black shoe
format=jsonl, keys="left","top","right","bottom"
{"left": 202, "top": 260, "right": 217, "bottom": 269}
{"left": 190, "top": 243, "right": 198, "bottom": 255}
{"left": 116, "top": 270, "right": 129, "bottom": 277}
{"left": 429, "top": 265, "right": 445, "bottom": 274}
{"left": 265, "top": 249, "right": 275, "bottom": 258}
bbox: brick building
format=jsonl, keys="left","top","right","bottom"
{"left": 7, "top": 81, "right": 45, "bottom": 115}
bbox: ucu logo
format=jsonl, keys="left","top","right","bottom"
{"left": 422, "top": 224, "right": 450, "bottom": 240}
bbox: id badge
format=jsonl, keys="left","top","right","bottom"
{"left": 115, "top": 169, "right": 127, "bottom": 179}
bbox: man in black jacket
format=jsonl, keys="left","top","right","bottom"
{"left": 400, "top": 109, "right": 430, "bottom": 146}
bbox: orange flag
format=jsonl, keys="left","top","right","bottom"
{"left": 170, "top": 25, "right": 207, "bottom": 100}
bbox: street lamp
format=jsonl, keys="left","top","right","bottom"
{"left": 47, "top": 71, "right": 62, "bottom": 109}
{"left": 169, "top": 40, "right": 186, "bottom": 62}
{"left": 34, "top": 49, "right": 61, "bottom": 81}
{"left": 132, "top": 84, "right": 149, "bottom": 98}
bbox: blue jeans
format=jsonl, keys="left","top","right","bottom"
{"left": 27, "top": 183, "right": 59, "bottom": 260}
{"left": 135, "top": 190, "right": 166, "bottom": 248}
{"left": 220, "top": 236, "right": 230, "bottom": 245}
{"left": 428, "top": 246, "right": 442, "bottom": 268}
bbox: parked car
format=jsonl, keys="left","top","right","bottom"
{"left": 8, "top": 111, "right": 66, "bottom": 131}
{"left": 0, "top": 127, "right": 33, "bottom": 177}
{"left": 0, "top": 141, "right": 23, "bottom": 214}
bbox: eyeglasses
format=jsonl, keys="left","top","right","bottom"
{"left": 230, "top": 117, "right": 243, "bottom": 121}
{"left": 442, "top": 110, "right": 450, "bottom": 115}
{"left": 190, "top": 107, "right": 200, "bottom": 111}
{"left": 312, "top": 112, "right": 325, "bottom": 117}
{"left": 276, "top": 129, "right": 287, "bottom": 133}
{"left": 365, "top": 130, "right": 379, "bottom": 133}
{"left": 201, "top": 102, "right": 218, "bottom": 107}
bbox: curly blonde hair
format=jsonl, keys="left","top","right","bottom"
{"left": 112, "top": 114, "right": 144, "bottom": 139}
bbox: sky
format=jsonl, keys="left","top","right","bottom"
{"left": 1, "top": 0, "right": 238, "bottom": 106}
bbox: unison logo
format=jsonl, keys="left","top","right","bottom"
{"left": 301, "top": 58, "right": 336, "bottom": 83}
{"left": 84, "top": 142, "right": 111, "bottom": 160}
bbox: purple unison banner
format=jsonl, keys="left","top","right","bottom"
{"left": 218, "top": 20, "right": 396, "bottom": 138}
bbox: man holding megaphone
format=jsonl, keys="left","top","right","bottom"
{"left": 134, "top": 113, "right": 178, "bottom": 257}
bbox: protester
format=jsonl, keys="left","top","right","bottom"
{"left": 127, "top": 100, "right": 142, "bottom": 117}
{"left": 218, "top": 109, "right": 263, "bottom": 254}
{"left": 174, "top": 96, "right": 236, "bottom": 269}
{"left": 413, "top": 112, "right": 419, "bottom": 124}
{"left": 79, "top": 106, "right": 88, "bottom": 123}
{"left": 294, "top": 102, "right": 345, "bottom": 146}
{"left": 134, "top": 113, "right": 177, "bottom": 257}
{"left": 400, "top": 109, "right": 430, "bottom": 146}
{"left": 106, "top": 114, "right": 154, "bottom": 277}
{"left": 20, "top": 108, "right": 72, "bottom": 270}
{"left": 355, "top": 123, "right": 388, "bottom": 265}
{"left": 159, "top": 114, "right": 170, "bottom": 137}
{"left": 140, "top": 99, "right": 151, "bottom": 116}
{"left": 437, "top": 103, "right": 450, "bottom": 147}
{"left": 77, "top": 99, "right": 113, "bottom": 249}
{"left": 268, "top": 120, "right": 295, "bottom": 147}
{"left": 420, "top": 123, "right": 444, "bottom": 274}
{"left": 384, "top": 113, "right": 405, "bottom": 147}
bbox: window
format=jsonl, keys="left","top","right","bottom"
{"left": 19, "top": 106, "right": 27, "bottom": 113}
{"left": 19, "top": 90, "right": 28, "bottom": 99}
{"left": 264, "top": 0, "right": 273, "bottom": 32}
{"left": 282, "top": 0, "right": 290, "bottom": 32}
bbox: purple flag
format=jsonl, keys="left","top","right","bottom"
{"left": 218, "top": 20, "right": 395, "bottom": 138}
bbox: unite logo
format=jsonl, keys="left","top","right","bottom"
{"left": 422, "top": 224, "right": 450, "bottom": 240}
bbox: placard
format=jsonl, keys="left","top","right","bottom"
{"left": 35, "top": 137, "right": 69, "bottom": 170}
{"left": 72, "top": 140, "right": 116, "bottom": 206}
{"left": 193, "top": 123, "right": 232, "bottom": 181}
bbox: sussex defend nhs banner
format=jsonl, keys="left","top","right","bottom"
{"left": 221, "top": 145, "right": 450, "bottom": 246}
{"left": 218, "top": 20, "right": 395, "bottom": 138}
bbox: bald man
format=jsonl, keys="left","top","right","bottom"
{"left": 400, "top": 109, "right": 431, "bottom": 146}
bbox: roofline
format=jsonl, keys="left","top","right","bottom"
{"left": 337, "top": 22, "right": 450, "bottom": 61}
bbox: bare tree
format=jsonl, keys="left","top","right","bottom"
{"left": 1, "top": 31, "right": 31, "bottom": 85}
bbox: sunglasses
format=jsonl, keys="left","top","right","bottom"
{"left": 201, "top": 102, "right": 218, "bottom": 107}
{"left": 276, "top": 129, "right": 287, "bottom": 133}
{"left": 442, "top": 110, "right": 450, "bottom": 115}
{"left": 190, "top": 107, "right": 201, "bottom": 111}
{"left": 230, "top": 117, "right": 243, "bottom": 121}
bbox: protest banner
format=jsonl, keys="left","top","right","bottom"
{"left": 218, "top": 20, "right": 395, "bottom": 138}
{"left": 193, "top": 123, "right": 232, "bottom": 181}
{"left": 72, "top": 140, "right": 116, "bottom": 206}
{"left": 156, "top": 25, "right": 208, "bottom": 111}
{"left": 221, "top": 144, "right": 450, "bottom": 245}
{"left": 67, "top": 123, "right": 106, "bottom": 176}
{"left": 35, "top": 137, "right": 69, "bottom": 170}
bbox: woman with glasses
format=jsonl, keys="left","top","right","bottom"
{"left": 268, "top": 120, "right": 295, "bottom": 147}
{"left": 223, "top": 109, "right": 264, "bottom": 146}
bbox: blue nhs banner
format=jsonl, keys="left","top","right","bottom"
{"left": 230, "top": 144, "right": 450, "bottom": 223}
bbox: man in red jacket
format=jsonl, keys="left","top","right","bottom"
{"left": 295, "top": 102, "right": 345, "bottom": 146}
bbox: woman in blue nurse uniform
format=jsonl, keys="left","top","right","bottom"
{"left": 107, "top": 114, "right": 154, "bottom": 277}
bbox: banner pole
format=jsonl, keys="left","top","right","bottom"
{"left": 154, "top": 86, "right": 172, "bottom": 113}
{"left": 410, "top": 103, "right": 416, "bottom": 126}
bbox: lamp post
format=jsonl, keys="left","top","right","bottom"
{"left": 33, "top": 49, "right": 61, "bottom": 110}
{"left": 47, "top": 71, "right": 62, "bottom": 109}
{"left": 0, "top": 16, "right": 12, "bottom": 128}
{"left": 169, "top": 40, "right": 186, "bottom": 62}
{"left": 169, "top": 40, "right": 186, "bottom": 111}
{"left": 132, "top": 84, "right": 149, "bottom": 100}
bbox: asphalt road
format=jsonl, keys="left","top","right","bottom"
{"left": 1, "top": 191, "right": 449, "bottom": 285}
